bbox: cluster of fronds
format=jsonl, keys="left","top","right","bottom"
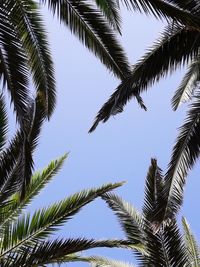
{"left": 84, "top": 159, "right": 200, "bottom": 267}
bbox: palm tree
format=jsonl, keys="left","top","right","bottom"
{"left": 0, "top": 92, "right": 134, "bottom": 266}
{"left": 89, "top": 0, "right": 200, "bottom": 223}
{"left": 0, "top": 153, "right": 132, "bottom": 267}
{"left": 77, "top": 159, "right": 200, "bottom": 267}
{"left": 1, "top": 0, "right": 143, "bottom": 124}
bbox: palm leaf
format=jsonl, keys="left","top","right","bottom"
{"left": 93, "top": 0, "right": 121, "bottom": 33}
{"left": 0, "top": 94, "right": 8, "bottom": 151}
{"left": 0, "top": 154, "right": 67, "bottom": 229}
{"left": 0, "top": 2, "right": 30, "bottom": 123}
{"left": 89, "top": 25, "right": 200, "bottom": 132}
{"left": 102, "top": 193, "right": 145, "bottom": 246}
{"left": 182, "top": 217, "right": 200, "bottom": 266}
{"left": 155, "top": 96, "right": 200, "bottom": 223}
{"left": 165, "top": 0, "right": 199, "bottom": 12}
{"left": 10, "top": 0, "right": 56, "bottom": 118}
{"left": 161, "top": 222, "right": 188, "bottom": 266}
{"left": 121, "top": 0, "right": 200, "bottom": 28}
{"left": 143, "top": 222, "right": 188, "bottom": 267}
{"left": 40, "top": 0, "right": 131, "bottom": 80}
{"left": 0, "top": 182, "right": 124, "bottom": 255}
{"left": 0, "top": 96, "right": 45, "bottom": 202}
{"left": 172, "top": 57, "right": 200, "bottom": 110}
{"left": 142, "top": 159, "right": 165, "bottom": 225}
{"left": 79, "top": 255, "right": 136, "bottom": 267}
{"left": 2, "top": 239, "right": 132, "bottom": 267}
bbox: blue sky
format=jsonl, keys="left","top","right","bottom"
{"left": 16, "top": 4, "right": 200, "bottom": 266}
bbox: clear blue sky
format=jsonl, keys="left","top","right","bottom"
{"left": 14, "top": 5, "right": 200, "bottom": 266}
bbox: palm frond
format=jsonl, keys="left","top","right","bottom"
{"left": 2, "top": 239, "right": 132, "bottom": 267}
{"left": 89, "top": 26, "right": 200, "bottom": 132}
{"left": 0, "top": 94, "right": 8, "bottom": 152}
{"left": 161, "top": 222, "right": 188, "bottom": 266}
{"left": 166, "top": 0, "right": 199, "bottom": 12}
{"left": 93, "top": 0, "right": 121, "bottom": 33}
{"left": 172, "top": 57, "right": 200, "bottom": 110}
{"left": 0, "top": 2, "right": 30, "bottom": 123}
{"left": 120, "top": 0, "right": 200, "bottom": 28}
{"left": 0, "top": 96, "right": 45, "bottom": 202}
{"left": 0, "top": 131, "right": 22, "bottom": 191}
{"left": 156, "top": 96, "right": 200, "bottom": 223}
{"left": 182, "top": 217, "right": 200, "bottom": 266}
{"left": 40, "top": 0, "right": 131, "bottom": 80}
{"left": 102, "top": 193, "right": 145, "bottom": 246}
{"left": 0, "top": 182, "right": 124, "bottom": 255}
{"left": 143, "top": 222, "right": 188, "bottom": 266}
{"left": 10, "top": 0, "right": 56, "bottom": 118}
{"left": 142, "top": 159, "right": 165, "bottom": 225}
{"left": 0, "top": 154, "right": 67, "bottom": 228}
{"left": 78, "top": 255, "right": 136, "bottom": 267}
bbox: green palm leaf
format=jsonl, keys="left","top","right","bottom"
{"left": 121, "top": 0, "right": 200, "bottom": 28}
{"left": 162, "top": 222, "right": 188, "bottom": 266}
{"left": 143, "top": 222, "right": 188, "bottom": 266}
{"left": 0, "top": 154, "right": 68, "bottom": 228}
{"left": 158, "top": 97, "right": 200, "bottom": 223}
{"left": 172, "top": 57, "right": 200, "bottom": 110}
{"left": 89, "top": 25, "right": 200, "bottom": 132}
{"left": 0, "top": 2, "right": 30, "bottom": 122}
{"left": 0, "top": 96, "right": 45, "bottom": 201}
{"left": 100, "top": 160, "right": 192, "bottom": 266}
{"left": 2, "top": 239, "right": 132, "bottom": 267}
{"left": 40, "top": 0, "right": 131, "bottom": 80}
{"left": 142, "top": 159, "right": 165, "bottom": 225}
{"left": 93, "top": 0, "right": 121, "bottom": 33}
{"left": 10, "top": 0, "right": 56, "bottom": 118}
{"left": 0, "top": 182, "right": 124, "bottom": 256}
{"left": 182, "top": 217, "right": 200, "bottom": 267}
{"left": 102, "top": 193, "right": 145, "bottom": 246}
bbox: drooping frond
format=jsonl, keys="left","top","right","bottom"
{"left": 172, "top": 57, "right": 200, "bottom": 110}
{"left": 166, "top": 0, "right": 199, "bottom": 12}
{"left": 93, "top": 0, "right": 121, "bottom": 33}
{"left": 0, "top": 96, "right": 45, "bottom": 202}
{"left": 40, "top": 0, "right": 131, "bottom": 80}
{"left": 10, "top": 0, "right": 56, "bottom": 118}
{"left": 102, "top": 193, "right": 145, "bottom": 246}
{"left": 0, "top": 131, "right": 22, "bottom": 191}
{"left": 89, "top": 25, "right": 200, "bottom": 131}
{"left": 182, "top": 217, "right": 200, "bottom": 266}
{"left": 0, "top": 2, "right": 30, "bottom": 123}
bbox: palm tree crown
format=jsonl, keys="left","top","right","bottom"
{"left": 89, "top": 0, "right": 200, "bottom": 227}
{"left": 84, "top": 159, "right": 200, "bottom": 267}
